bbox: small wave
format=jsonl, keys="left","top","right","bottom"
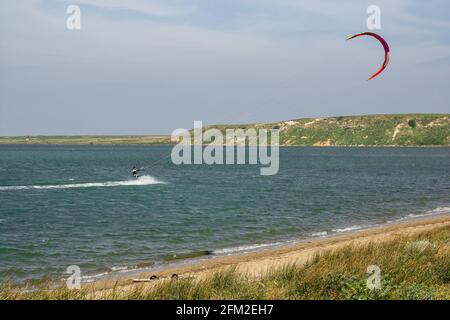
{"left": 332, "top": 225, "right": 371, "bottom": 233}
{"left": 0, "top": 175, "right": 164, "bottom": 191}
{"left": 395, "top": 206, "right": 450, "bottom": 222}
{"left": 213, "top": 242, "right": 285, "bottom": 255}
{"left": 311, "top": 231, "right": 328, "bottom": 237}
{"left": 80, "top": 272, "right": 110, "bottom": 283}
{"left": 431, "top": 206, "right": 450, "bottom": 214}
{"left": 69, "top": 266, "right": 138, "bottom": 283}
{"left": 110, "top": 266, "right": 134, "bottom": 272}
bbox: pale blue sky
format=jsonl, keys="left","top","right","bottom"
{"left": 1, "top": 0, "right": 449, "bottom": 135}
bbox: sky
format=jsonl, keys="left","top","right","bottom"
{"left": 0, "top": 0, "right": 449, "bottom": 135}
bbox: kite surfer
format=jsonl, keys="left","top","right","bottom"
{"left": 132, "top": 166, "right": 141, "bottom": 179}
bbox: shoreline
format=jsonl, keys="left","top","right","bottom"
{"left": 76, "top": 206, "right": 450, "bottom": 285}
{"left": 1, "top": 143, "right": 449, "bottom": 148}
{"left": 3, "top": 205, "right": 448, "bottom": 287}
{"left": 82, "top": 206, "right": 450, "bottom": 285}
{"left": 86, "top": 213, "right": 450, "bottom": 292}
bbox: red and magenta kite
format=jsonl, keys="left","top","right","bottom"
{"left": 347, "top": 32, "right": 390, "bottom": 81}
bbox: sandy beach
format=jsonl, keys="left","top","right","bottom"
{"left": 88, "top": 214, "right": 450, "bottom": 294}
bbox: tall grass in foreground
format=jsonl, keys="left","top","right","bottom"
{"left": 1, "top": 226, "right": 449, "bottom": 300}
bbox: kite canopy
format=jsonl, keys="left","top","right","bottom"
{"left": 347, "top": 32, "right": 390, "bottom": 81}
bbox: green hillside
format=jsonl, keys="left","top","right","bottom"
{"left": 205, "top": 114, "right": 450, "bottom": 146}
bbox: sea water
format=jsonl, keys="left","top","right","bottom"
{"left": 0, "top": 145, "right": 449, "bottom": 283}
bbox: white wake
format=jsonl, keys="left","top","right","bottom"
{"left": 0, "top": 175, "right": 164, "bottom": 191}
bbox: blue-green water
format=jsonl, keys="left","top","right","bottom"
{"left": 0, "top": 145, "right": 449, "bottom": 283}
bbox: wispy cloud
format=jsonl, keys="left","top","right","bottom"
{"left": 67, "top": 0, "right": 196, "bottom": 18}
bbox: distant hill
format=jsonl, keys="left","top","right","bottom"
{"left": 1, "top": 114, "right": 448, "bottom": 146}
{"left": 0, "top": 135, "right": 171, "bottom": 145}
{"left": 206, "top": 114, "right": 450, "bottom": 147}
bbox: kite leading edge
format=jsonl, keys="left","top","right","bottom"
{"left": 347, "top": 32, "right": 390, "bottom": 81}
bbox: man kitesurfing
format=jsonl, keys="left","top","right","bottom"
{"left": 132, "top": 166, "right": 143, "bottom": 179}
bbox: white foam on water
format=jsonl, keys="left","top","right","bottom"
{"left": 213, "top": 241, "right": 286, "bottom": 255}
{"left": 331, "top": 206, "right": 450, "bottom": 234}
{"left": 404, "top": 206, "right": 450, "bottom": 219}
{"left": 0, "top": 175, "right": 165, "bottom": 191}
{"left": 311, "top": 231, "right": 328, "bottom": 237}
{"left": 332, "top": 225, "right": 371, "bottom": 233}
{"left": 80, "top": 272, "right": 110, "bottom": 283}
{"left": 110, "top": 266, "right": 134, "bottom": 272}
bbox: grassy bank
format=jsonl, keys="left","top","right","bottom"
{"left": 2, "top": 225, "right": 449, "bottom": 300}
{"left": 205, "top": 113, "right": 450, "bottom": 146}
{"left": 1, "top": 114, "right": 449, "bottom": 146}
